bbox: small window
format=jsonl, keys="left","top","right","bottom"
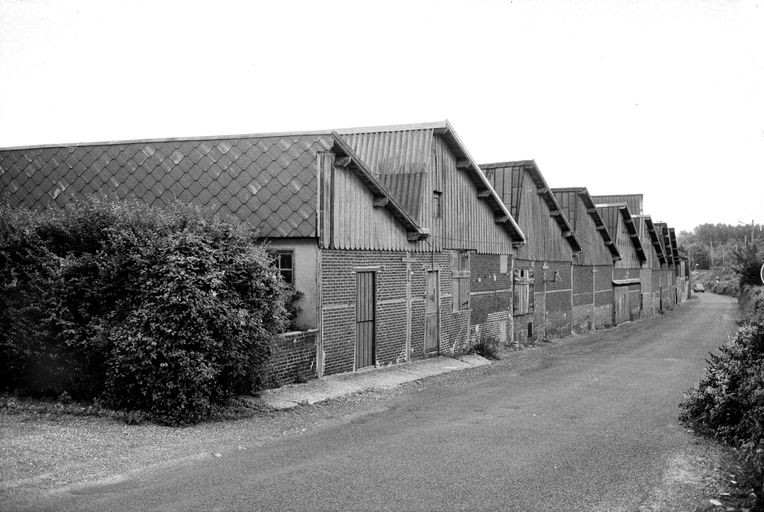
{"left": 433, "top": 191, "right": 442, "bottom": 218}
{"left": 270, "top": 250, "right": 294, "bottom": 286}
{"left": 513, "top": 268, "right": 534, "bottom": 315}
{"left": 452, "top": 250, "right": 470, "bottom": 311}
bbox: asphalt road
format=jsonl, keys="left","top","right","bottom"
{"left": 16, "top": 293, "right": 738, "bottom": 511}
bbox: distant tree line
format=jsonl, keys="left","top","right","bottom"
{"left": 678, "top": 222, "right": 762, "bottom": 270}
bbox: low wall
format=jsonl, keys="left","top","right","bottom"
{"left": 265, "top": 330, "right": 318, "bottom": 388}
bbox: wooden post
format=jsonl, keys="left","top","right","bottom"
{"left": 402, "top": 252, "right": 417, "bottom": 362}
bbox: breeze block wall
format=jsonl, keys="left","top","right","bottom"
{"left": 469, "top": 253, "right": 512, "bottom": 347}
{"left": 265, "top": 330, "right": 318, "bottom": 387}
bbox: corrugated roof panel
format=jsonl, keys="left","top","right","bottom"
{"left": 340, "top": 128, "right": 432, "bottom": 176}
{"left": 376, "top": 172, "right": 426, "bottom": 221}
{"left": 591, "top": 194, "right": 643, "bottom": 216}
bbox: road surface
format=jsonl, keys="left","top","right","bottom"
{"left": 12, "top": 293, "right": 738, "bottom": 511}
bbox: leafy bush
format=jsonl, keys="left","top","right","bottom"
{"left": 680, "top": 288, "right": 764, "bottom": 507}
{"left": 471, "top": 335, "right": 502, "bottom": 360}
{"left": 704, "top": 272, "right": 740, "bottom": 297}
{"left": 0, "top": 199, "right": 287, "bottom": 425}
{"left": 732, "top": 243, "right": 763, "bottom": 289}
{"left": 0, "top": 206, "right": 63, "bottom": 393}
{"left": 741, "top": 286, "right": 764, "bottom": 326}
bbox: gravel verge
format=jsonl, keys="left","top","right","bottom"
{"left": 1, "top": 326, "right": 758, "bottom": 510}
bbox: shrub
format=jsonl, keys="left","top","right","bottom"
{"left": 680, "top": 289, "right": 764, "bottom": 507}
{"left": 0, "top": 206, "right": 63, "bottom": 393}
{"left": 740, "top": 286, "right": 764, "bottom": 326}
{"left": 471, "top": 335, "right": 502, "bottom": 360}
{"left": 0, "top": 199, "right": 287, "bottom": 425}
{"left": 101, "top": 225, "right": 286, "bottom": 424}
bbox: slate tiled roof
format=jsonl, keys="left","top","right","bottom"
{"left": 0, "top": 135, "right": 333, "bottom": 237}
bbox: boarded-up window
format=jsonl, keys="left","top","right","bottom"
{"left": 452, "top": 251, "right": 470, "bottom": 311}
{"left": 513, "top": 268, "right": 534, "bottom": 315}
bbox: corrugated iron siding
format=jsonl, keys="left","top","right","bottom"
{"left": 0, "top": 135, "right": 333, "bottom": 238}
{"left": 342, "top": 129, "right": 433, "bottom": 177}
{"left": 592, "top": 194, "right": 643, "bottom": 215}
{"left": 603, "top": 207, "right": 642, "bottom": 269}
{"left": 638, "top": 217, "right": 663, "bottom": 270}
{"left": 484, "top": 164, "right": 523, "bottom": 220}
{"left": 377, "top": 172, "right": 426, "bottom": 221}
{"left": 429, "top": 136, "right": 514, "bottom": 254}
{"left": 486, "top": 164, "right": 572, "bottom": 262}
{"left": 322, "top": 158, "right": 414, "bottom": 251}
{"left": 556, "top": 190, "right": 612, "bottom": 266}
{"left": 343, "top": 128, "right": 514, "bottom": 255}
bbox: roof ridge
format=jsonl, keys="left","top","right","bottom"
{"left": 0, "top": 129, "right": 335, "bottom": 152}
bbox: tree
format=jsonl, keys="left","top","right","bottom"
{"left": 686, "top": 242, "right": 711, "bottom": 270}
{"left": 732, "top": 243, "right": 763, "bottom": 288}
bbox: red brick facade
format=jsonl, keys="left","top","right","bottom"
{"left": 265, "top": 330, "right": 318, "bottom": 387}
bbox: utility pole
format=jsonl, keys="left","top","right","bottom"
{"left": 710, "top": 240, "right": 714, "bottom": 268}
{"left": 752, "top": 219, "right": 756, "bottom": 244}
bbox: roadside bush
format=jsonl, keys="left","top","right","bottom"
{"left": 680, "top": 287, "right": 764, "bottom": 507}
{"left": 0, "top": 206, "right": 63, "bottom": 393}
{"left": 0, "top": 199, "right": 287, "bottom": 425}
{"left": 740, "top": 286, "right": 764, "bottom": 326}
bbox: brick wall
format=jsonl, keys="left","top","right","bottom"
{"left": 321, "top": 250, "right": 410, "bottom": 376}
{"left": 470, "top": 253, "right": 512, "bottom": 347}
{"left": 594, "top": 264, "right": 614, "bottom": 328}
{"left": 320, "top": 249, "right": 478, "bottom": 376}
{"left": 640, "top": 268, "right": 661, "bottom": 318}
{"left": 265, "top": 330, "right": 317, "bottom": 388}
{"left": 539, "top": 260, "right": 573, "bottom": 340}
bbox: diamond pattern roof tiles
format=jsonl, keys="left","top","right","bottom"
{"left": 0, "top": 134, "right": 334, "bottom": 238}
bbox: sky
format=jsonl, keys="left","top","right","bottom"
{"left": 1, "top": 0, "right": 762, "bottom": 233}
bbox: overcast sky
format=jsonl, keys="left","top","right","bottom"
{"left": 1, "top": 0, "right": 762, "bottom": 233}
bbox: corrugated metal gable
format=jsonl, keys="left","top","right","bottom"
{"left": 591, "top": 194, "right": 643, "bottom": 216}
{"left": 376, "top": 172, "right": 426, "bottom": 221}
{"left": 337, "top": 122, "right": 525, "bottom": 250}
{"left": 483, "top": 161, "right": 581, "bottom": 254}
{"left": 0, "top": 135, "right": 333, "bottom": 238}
{"left": 340, "top": 128, "right": 432, "bottom": 176}
{"left": 483, "top": 163, "right": 524, "bottom": 220}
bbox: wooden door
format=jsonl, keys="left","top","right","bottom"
{"left": 424, "top": 271, "right": 439, "bottom": 355}
{"left": 614, "top": 285, "right": 629, "bottom": 325}
{"left": 628, "top": 284, "right": 641, "bottom": 321}
{"left": 355, "top": 271, "right": 376, "bottom": 369}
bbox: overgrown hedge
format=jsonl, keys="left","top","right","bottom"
{"left": 680, "top": 285, "right": 764, "bottom": 507}
{"left": 0, "top": 199, "right": 287, "bottom": 425}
